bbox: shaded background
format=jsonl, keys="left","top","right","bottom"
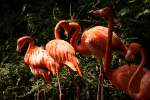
{"left": 0, "top": 0, "right": 150, "bottom": 100}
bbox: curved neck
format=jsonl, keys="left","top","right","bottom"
{"left": 54, "top": 21, "right": 67, "bottom": 39}
{"left": 54, "top": 23, "right": 62, "bottom": 39}
{"left": 23, "top": 37, "right": 35, "bottom": 54}
{"left": 104, "top": 17, "right": 113, "bottom": 73}
{"left": 128, "top": 48, "right": 146, "bottom": 97}
{"left": 69, "top": 23, "right": 83, "bottom": 52}
{"left": 140, "top": 48, "right": 146, "bottom": 68}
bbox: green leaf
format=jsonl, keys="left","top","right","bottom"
{"left": 118, "top": 8, "right": 130, "bottom": 16}
{"left": 136, "top": 9, "right": 150, "bottom": 18}
{"left": 129, "top": 0, "right": 136, "bottom": 3}
{"left": 66, "top": 75, "right": 71, "bottom": 81}
{"left": 145, "top": 0, "right": 150, "bottom": 3}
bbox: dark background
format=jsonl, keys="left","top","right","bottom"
{"left": 0, "top": 0, "right": 150, "bottom": 99}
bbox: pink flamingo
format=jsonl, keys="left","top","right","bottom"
{"left": 126, "top": 43, "right": 150, "bottom": 100}
{"left": 52, "top": 20, "right": 83, "bottom": 100}
{"left": 16, "top": 36, "right": 82, "bottom": 100}
{"left": 16, "top": 36, "right": 58, "bottom": 81}
{"left": 90, "top": 7, "right": 149, "bottom": 100}
{"left": 16, "top": 36, "right": 59, "bottom": 100}
{"left": 46, "top": 23, "right": 82, "bottom": 99}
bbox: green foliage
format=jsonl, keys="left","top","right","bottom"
{"left": 0, "top": 0, "right": 150, "bottom": 100}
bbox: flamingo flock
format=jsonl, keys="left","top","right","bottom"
{"left": 16, "top": 7, "right": 150, "bottom": 100}
{"left": 90, "top": 7, "right": 150, "bottom": 100}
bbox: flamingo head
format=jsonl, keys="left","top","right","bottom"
{"left": 16, "top": 45, "right": 22, "bottom": 53}
{"left": 88, "top": 7, "right": 112, "bottom": 19}
{"left": 61, "top": 21, "right": 70, "bottom": 37}
{"left": 125, "top": 43, "right": 142, "bottom": 63}
{"left": 16, "top": 36, "right": 33, "bottom": 53}
{"left": 55, "top": 20, "right": 70, "bottom": 37}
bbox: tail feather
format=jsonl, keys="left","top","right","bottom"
{"left": 49, "top": 65, "right": 56, "bottom": 76}
{"left": 65, "top": 54, "right": 82, "bottom": 77}
{"left": 65, "top": 61, "right": 77, "bottom": 71}
{"left": 42, "top": 73, "right": 51, "bottom": 82}
{"left": 75, "top": 64, "right": 82, "bottom": 77}
{"left": 45, "top": 59, "right": 57, "bottom": 76}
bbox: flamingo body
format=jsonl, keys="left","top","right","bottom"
{"left": 16, "top": 36, "right": 58, "bottom": 81}
{"left": 90, "top": 7, "right": 150, "bottom": 100}
{"left": 68, "top": 22, "right": 127, "bottom": 61}
{"left": 126, "top": 43, "right": 150, "bottom": 100}
{"left": 52, "top": 20, "right": 82, "bottom": 100}
{"left": 45, "top": 39, "right": 82, "bottom": 77}
{"left": 109, "top": 64, "right": 147, "bottom": 92}
{"left": 29, "top": 66, "right": 51, "bottom": 82}
{"left": 84, "top": 26, "right": 126, "bottom": 59}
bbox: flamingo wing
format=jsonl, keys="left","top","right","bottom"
{"left": 84, "top": 26, "right": 109, "bottom": 58}
{"left": 29, "top": 65, "right": 51, "bottom": 82}
{"left": 139, "top": 73, "right": 150, "bottom": 99}
{"left": 24, "top": 46, "right": 57, "bottom": 76}
{"left": 46, "top": 39, "right": 82, "bottom": 77}
{"left": 85, "top": 26, "right": 126, "bottom": 58}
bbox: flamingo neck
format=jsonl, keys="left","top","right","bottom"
{"left": 128, "top": 48, "right": 146, "bottom": 97}
{"left": 55, "top": 30, "right": 60, "bottom": 39}
{"left": 54, "top": 22, "right": 64, "bottom": 39}
{"left": 54, "top": 24, "right": 61, "bottom": 39}
{"left": 69, "top": 23, "right": 83, "bottom": 52}
{"left": 139, "top": 48, "right": 146, "bottom": 68}
{"left": 104, "top": 17, "right": 113, "bottom": 74}
{"left": 25, "top": 38, "right": 35, "bottom": 55}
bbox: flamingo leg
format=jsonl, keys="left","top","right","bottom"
{"left": 56, "top": 71, "right": 62, "bottom": 100}
{"left": 68, "top": 69, "right": 80, "bottom": 100}
{"left": 35, "top": 79, "right": 40, "bottom": 100}
{"left": 97, "top": 59, "right": 104, "bottom": 100}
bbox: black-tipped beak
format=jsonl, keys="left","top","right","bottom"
{"left": 88, "top": 9, "right": 102, "bottom": 17}
{"left": 16, "top": 46, "right": 21, "bottom": 53}
{"left": 64, "top": 27, "right": 70, "bottom": 38}
{"left": 88, "top": 10, "right": 97, "bottom": 16}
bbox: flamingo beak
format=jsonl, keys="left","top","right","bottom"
{"left": 88, "top": 7, "right": 112, "bottom": 19}
{"left": 88, "top": 9, "right": 103, "bottom": 17}
{"left": 64, "top": 27, "right": 70, "bottom": 38}
{"left": 125, "top": 50, "right": 135, "bottom": 66}
{"left": 16, "top": 45, "right": 21, "bottom": 53}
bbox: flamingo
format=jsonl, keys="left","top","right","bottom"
{"left": 45, "top": 21, "right": 82, "bottom": 99}
{"left": 45, "top": 40, "right": 82, "bottom": 100}
{"left": 16, "top": 36, "right": 58, "bottom": 81}
{"left": 126, "top": 43, "right": 150, "bottom": 100}
{"left": 67, "top": 22, "right": 127, "bottom": 61}
{"left": 46, "top": 20, "right": 82, "bottom": 76}
{"left": 45, "top": 39, "right": 82, "bottom": 77}
{"left": 52, "top": 20, "right": 82, "bottom": 99}
{"left": 16, "top": 36, "right": 59, "bottom": 100}
{"left": 89, "top": 7, "right": 148, "bottom": 99}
